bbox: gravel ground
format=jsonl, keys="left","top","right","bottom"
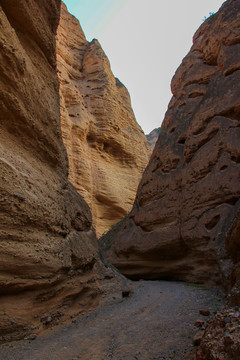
{"left": 0, "top": 280, "right": 225, "bottom": 360}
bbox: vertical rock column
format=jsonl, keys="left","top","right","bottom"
{"left": 56, "top": 3, "right": 151, "bottom": 237}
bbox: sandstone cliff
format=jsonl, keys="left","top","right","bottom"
{"left": 146, "top": 128, "right": 161, "bottom": 149}
{"left": 0, "top": 0, "right": 127, "bottom": 343}
{"left": 101, "top": 1, "right": 240, "bottom": 356}
{"left": 56, "top": 3, "right": 151, "bottom": 237}
{"left": 102, "top": 0, "right": 240, "bottom": 286}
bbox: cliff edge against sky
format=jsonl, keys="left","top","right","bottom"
{"left": 101, "top": 1, "right": 240, "bottom": 357}
{"left": 56, "top": 3, "right": 150, "bottom": 237}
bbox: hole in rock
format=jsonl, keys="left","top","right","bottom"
{"left": 179, "top": 102, "right": 186, "bottom": 107}
{"left": 103, "top": 142, "right": 110, "bottom": 151}
{"left": 225, "top": 197, "right": 239, "bottom": 206}
{"left": 220, "top": 165, "right": 228, "bottom": 171}
{"left": 122, "top": 290, "right": 130, "bottom": 298}
{"left": 169, "top": 127, "right": 176, "bottom": 134}
{"left": 178, "top": 137, "right": 186, "bottom": 145}
{"left": 231, "top": 154, "right": 240, "bottom": 163}
{"left": 86, "top": 134, "right": 95, "bottom": 143}
{"left": 205, "top": 215, "right": 220, "bottom": 230}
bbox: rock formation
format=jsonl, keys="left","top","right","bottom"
{"left": 146, "top": 128, "right": 161, "bottom": 149}
{"left": 56, "top": 3, "right": 151, "bottom": 237}
{"left": 101, "top": 1, "right": 240, "bottom": 357}
{"left": 101, "top": 0, "right": 240, "bottom": 288}
{"left": 0, "top": 0, "right": 128, "bottom": 343}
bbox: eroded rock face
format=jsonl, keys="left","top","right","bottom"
{"left": 196, "top": 307, "right": 240, "bottom": 360}
{"left": 146, "top": 128, "right": 161, "bottom": 149}
{"left": 56, "top": 3, "right": 150, "bottom": 237}
{"left": 102, "top": 3, "right": 240, "bottom": 356}
{"left": 102, "top": 0, "right": 240, "bottom": 289}
{"left": 0, "top": 0, "right": 128, "bottom": 343}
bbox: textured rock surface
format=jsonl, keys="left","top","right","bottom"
{"left": 0, "top": 0, "right": 128, "bottom": 343}
{"left": 196, "top": 307, "right": 240, "bottom": 360}
{"left": 56, "top": 3, "right": 150, "bottom": 237}
{"left": 146, "top": 128, "right": 161, "bottom": 149}
{"left": 196, "top": 199, "right": 240, "bottom": 359}
{"left": 101, "top": 2, "right": 240, "bottom": 357}
{"left": 101, "top": 0, "right": 240, "bottom": 287}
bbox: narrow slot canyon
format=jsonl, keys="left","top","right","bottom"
{"left": 0, "top": 0, "right": 239, "bottom": 359}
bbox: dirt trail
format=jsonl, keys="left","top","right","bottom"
{"left": 0, "top": 281, "right": 224, "bottom": 360}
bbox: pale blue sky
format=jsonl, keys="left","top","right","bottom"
{"left": 63, "top": 0, "right": 224, "bottom": 134}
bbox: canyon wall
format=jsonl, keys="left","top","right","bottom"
{"left": 101, "top": 2, "right": 240, "bottom": 356}
{"left": 102, "top": 0, "right": 240, "bottom": 287}
{"left": 0, "top": 0, "right": 127, "bottom": 343}
{"left": 101, "top": 1, "right": 240, "bottom": 357}
{"left": 56, "top": 3, "right": 151, "bottom": 237}
{"left": 146, "top": 128, "right": 161, "bottom": 149}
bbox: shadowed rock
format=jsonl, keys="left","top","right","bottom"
{"left": 101, "top": 1, "right": 240, "bottom": 357}
{"left": 101, "top": 0, "right": 240, "bottom": 288}
{"left": 146, "top": 128, "right": 161, "bottom": 149}
{"left": 0, "top": 0, "right": 128, "bottom": 343}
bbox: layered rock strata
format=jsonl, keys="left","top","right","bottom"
{"left": 0, "top": 0, "right": 127, "bottom": 343}
{"left": 102, "top": 0, "right": 240, "bottom": 286}
{"left": 56, "top": 3, "right": 151, "bottom": 237}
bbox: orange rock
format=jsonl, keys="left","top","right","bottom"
{"left": 56, "top": 3, "right": 151, "bottom": 237}
{"left": 0, "top": 0, "right": 128, "bottom": 343}
{"left": 101, "top": 0, "right": 240, "bottom": 290}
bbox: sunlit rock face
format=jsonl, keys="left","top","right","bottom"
{"left": 101, "top": 0, "right": 240, "bottom": 289}
{"left": 56, "top": 3, "right": 151, "bottom": 237}
{"left": 0, "top": 0, "right": 128, "bottom": 343}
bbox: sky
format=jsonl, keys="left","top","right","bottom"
{"left": 63, "top": 0, "right": 225, "bottom": 134}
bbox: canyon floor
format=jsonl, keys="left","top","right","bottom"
{"left": 0, "top": 280, "right": 224, "bottom": 360}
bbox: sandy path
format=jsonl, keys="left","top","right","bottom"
{"left": 0, "top": 281, "right": 224, "bottom": 360}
